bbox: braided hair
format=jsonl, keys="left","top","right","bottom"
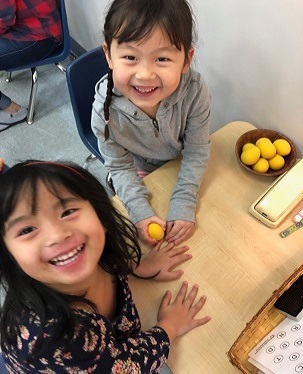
{"left": 103, "top": 69, "right": 114, "bottom": 141}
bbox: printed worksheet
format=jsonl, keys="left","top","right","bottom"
{"left": 248, "top": 317, "right": 303, "bottom": 374}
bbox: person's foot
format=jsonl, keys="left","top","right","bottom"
{"left": 0, "top": 102, "right": 27, "bottom": 132}
{"left": 5, "top": 101, "right": 22, "bottom": 114}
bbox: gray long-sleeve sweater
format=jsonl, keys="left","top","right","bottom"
{"left": 91, "top": 68, "right": 211, "bottom": 224}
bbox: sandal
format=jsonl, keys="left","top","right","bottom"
{"left": 0, "top": 107, "right": 27, "bottom": 132}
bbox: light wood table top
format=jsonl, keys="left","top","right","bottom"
{"left": 121, "top": 121, "right": 303, "bottom": 373}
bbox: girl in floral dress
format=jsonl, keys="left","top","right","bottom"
{"left": 0, "top": 161, "right": 211, "bottom": 373}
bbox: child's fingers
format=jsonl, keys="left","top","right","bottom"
{"left": 141, "top": 232, "right": 158, "bottom": 245}
{"left": 183, "top": 284, "right": 199, "bottom": 308}
{"left": 169, "top": 245, "right": 190, "bottom": 256}
{"left": 163, "top": 269, "right": 184, "bottom": 281}
{"left": 160, "top": 290, "right": 172, "bottom": 309}
{"left": 154, "top": 239, "right": 164, "bottom": 250}
{"left": 193, "top": 315, "right": 212, "bottom": 328}
{"left": 189, "top": 295, "right": 211, "bottom": 329}
{"left": 175, "top": 281, "right": 189, "bottom": 302}
{"left": 168, "top": 252, "right": 192, "bottom": 271}
{"left": 189, "top": 295, "right": 209, "bottom": 317}
{"left": 158, "top": 241, "right": 175, "bottom": 252}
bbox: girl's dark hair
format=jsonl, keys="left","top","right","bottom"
{"left": 102, "top": 0, "right": 196, "bottom": 140}
{"left": 0, "top": 160, "right": 142, "bottom": 358}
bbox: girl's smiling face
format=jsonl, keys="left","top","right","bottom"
{"left": 104, "top": 25, "right": 194, "bottom": 118}
{"left": 3, "top": 182, "right": 106, "bottom": 296}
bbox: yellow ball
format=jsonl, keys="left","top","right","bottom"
{"left": 242, "top": 142, "right": 255, "bottom": 152}
{"left": 240, "top": 145, "right": 260, "bottom": 166}
{"left": 148, "top": 223, "right": 165, "bottom": 241}
{"left": 252, "top": 158, "right": 269, "bottom": 173}
{"left": 273, "top": 139, "right": 291, "bottom": 156}
{"left": 268, "top": 154, "right": 285, "bottom": 170}
{"left": 255, "top": 137, "right": 272, "bottom": 147}
{"left": 256, "top": 139, "right": 276, "bottom": 159}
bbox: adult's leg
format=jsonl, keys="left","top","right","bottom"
{"left": 0, "top": 38, "right": 61, "bottom": 70}
{"left": 0, "top": 91, "right": 11, "bottom": 111}
{"left": 0, "top": 38, "right": 59, "bottom": 128}
{"left": 0, "top": 91, "right": 27, "bottom": 130}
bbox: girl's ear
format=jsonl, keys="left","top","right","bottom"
{"left": 182, "top": 47, "right": 194, "bottom": 74}
{"left": 103, "top": 42, "right": 113, "bottom": 69}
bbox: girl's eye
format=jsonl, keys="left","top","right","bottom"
{"left": 124, "top": 55, "right": 136, "bottom": 61}
{"left": 18, "top": 227, "right": 36, "bottom": 236}
{"left": 157, "top": 57, "right": 169, "bottom": 62}
{"left": 61, "top": 209, "right": 76, "bottom": 218}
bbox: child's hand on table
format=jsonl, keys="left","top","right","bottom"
{"left": 157, "top": 281, "right": 211, "bottom": 343}
{"left": 135, "top": 215, "right": 166, "bottom": 245}
{"left": 166, "top": 220, "right": 195, "bottom": 245}
{"left": 133, "top": 241, "right": 192, "bottom": 281}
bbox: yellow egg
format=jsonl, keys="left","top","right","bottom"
{"left": 256, "top": 139, "right": 276, "bottom": 159}
{"left": 252, "top": 158, "right": 269, "bottom": 173}
{"left": 273, "top": 139, "right": 291, "bottom": 156}
{"left": 242, "top": 142, "right": 255, "bottom": 152}
{"left": 255, "top": 137, "right": 272, "bottom": 147}
{"left": 268, "top": 154, "right": 285, "bottom": 170}
{"left": 240, "top": 145, "right": 261, "bottom": 166}
{"left": 148, "top": 223, "right": 165, "bottom": 241}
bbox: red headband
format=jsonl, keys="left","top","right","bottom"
{"left": 24, "top": 161, "right": 84, "bottom": 178}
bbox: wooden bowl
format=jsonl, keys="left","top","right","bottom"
{"left": 235, "top": 129, "right": 297, "bottom": 177}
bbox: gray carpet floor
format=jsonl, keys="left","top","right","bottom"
{"left": 0, "top": 58, "right": 108, "bottom": 184}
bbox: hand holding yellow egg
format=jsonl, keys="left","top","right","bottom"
{"left": 148, "top": 223, "right": 165, "bottom": 241}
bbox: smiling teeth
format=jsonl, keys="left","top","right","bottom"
{"left": 50, "top": 245, "right": 84, "bottom": 266}
{"left": 135, "top": 87, "right": 156, "bottom": 93}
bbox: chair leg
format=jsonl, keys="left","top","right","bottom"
{"left": 27, "top": 67, "right": 38, "bottom": 125}
{"left": 55, "top": 52, "right": 76, "bottom": 74}
{"left": 55, "top": 62, "right": 66, "bottom": 74}
{"left": 5, "top": 72, "right": 12, "bottom": 83}
{"left": 83, "top": 154, "right": 97, "bottom": 169}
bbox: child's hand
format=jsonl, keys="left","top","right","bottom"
{"left": 133, "top": 242, "right": 192, "bottom": 281}
{"left": 157, "top": 281, "right": 211, "bottom": 343}
{"left": 165, "top": 220, "right": 195, "bottom": 245}
{"left": 135, "top": 216, "right": 166, "bottom": 246}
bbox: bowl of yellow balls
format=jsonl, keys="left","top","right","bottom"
{"left": 235, "top": 129, "right": 297, "bottom": 176}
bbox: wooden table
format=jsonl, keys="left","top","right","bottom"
{"left": 125, "top": 121, "right": 303, "bottom": 373}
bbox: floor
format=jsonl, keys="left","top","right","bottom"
{"left": 0, "top": 58, "right": 107, "bottom": 183}
{"left": 0, "top": 60, "right": 172, "bottom": 374}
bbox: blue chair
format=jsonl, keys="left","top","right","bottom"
{"left": 5, "top": 0, "right": 71, "bottom": 124}
{"left": 66, "top": 47, "right": 108, "bottom": 165}
{"left": 0, "top": 353, "right": 8, "bottom": 373}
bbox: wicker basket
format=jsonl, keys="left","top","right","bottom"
{"left": 228, "top": 264, "right": 303, "bottom": 373}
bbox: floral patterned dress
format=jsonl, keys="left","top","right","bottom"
{"left": 2, "top": 275, "right": 170, "bottom": 373}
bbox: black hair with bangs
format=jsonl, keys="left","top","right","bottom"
{"left": 102, "top": 0, "right": 196, "bottom": 139}
{"left": 0, "top": 160, "right": 142, "bottom": 359}
{"left": 103, "top": 0, "right": 195, "bottom": 56}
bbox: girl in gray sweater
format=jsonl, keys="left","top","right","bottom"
{"left": 92, "top": 0, "right": 211, "bottom": 246}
